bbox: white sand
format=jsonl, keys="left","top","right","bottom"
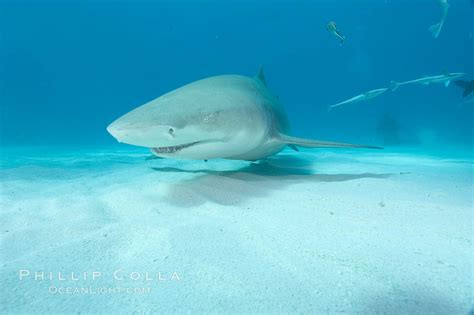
{"left": 0, "top": 147, "right": 472, "bottom": 313}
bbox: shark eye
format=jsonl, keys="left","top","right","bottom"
{"left": 168, "top": 127, "right": 175, "bottom": 135}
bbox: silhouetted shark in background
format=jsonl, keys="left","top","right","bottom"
{"left": 454, "top": 80, "right": 474, "bottom": 98}
{"left": 429, "top": 0, "right": 449, "bottom": 38}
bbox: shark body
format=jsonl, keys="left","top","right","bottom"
{"left": 107, "top": 68, "right": 380, "bottom": 161}
{"left": 390, "top": 72, "right": 465, "bottom": 91}
{"left": 328, "top": 88, "right": 388, "bottom": 110}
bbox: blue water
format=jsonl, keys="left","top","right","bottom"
{"left": 1, "top": 0, "right": 473, "bottom": 150}
{"left": 0, "top": 1, "right": 473, "bottom": 313}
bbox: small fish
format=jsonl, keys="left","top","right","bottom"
{"left": 326, "top": 21, "right": 345, "bottom": 45}
{"left": 390, "top": 72, "right": 465, "bottom": 91}
{"left": 328, "top": 88, "right": 388, "bottom": 110}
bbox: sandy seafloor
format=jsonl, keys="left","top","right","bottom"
{"left": 0, "top": 146, "right": 472, "bottom": 314}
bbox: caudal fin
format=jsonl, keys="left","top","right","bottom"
{"left": 390, "top": 80, "right": 400, "bottom": 91}
{"left": 327, "top": 103, "right": 341, "bottom": 111}
{"left": 276, "top": 134, "right": 382, "bottom": 150}
{"left": 428, "top": 21, "right": 443, "bottom": 39}
{"left": 335, "top": 31, "right": 345, "bottom": 45}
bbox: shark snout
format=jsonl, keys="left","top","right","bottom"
{"left": 107, "top": 120, "right": 150, "bottom": 145}
{"left": 106, "top": 122, "right": 122, "bottom": 142}
{"left": 106, "top": 118, "right": 177, "bottom": 147}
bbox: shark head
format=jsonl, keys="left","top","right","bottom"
{"left": 107, "top": 75, "right": 269, "bottom": 160}
{"left": 107, "top": 99, "right": 236, "bottom": 159}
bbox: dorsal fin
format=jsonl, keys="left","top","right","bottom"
{"left": 255, "top": 65, "right": 266, "bottom": 86}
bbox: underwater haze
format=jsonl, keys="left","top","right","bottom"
{"left": 1, "top": 0, "right": 473, "bottom": 149}
{"left": 0, "top": 0, "right": 473, "bottom": 314}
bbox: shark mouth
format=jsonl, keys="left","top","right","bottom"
{"left": 151, "top": 141, "right": 201, "bottom": 154}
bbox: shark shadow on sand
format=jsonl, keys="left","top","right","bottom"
{"left": 359, "top": 285, "right": 467, "bottom": 314}
{"left": 150, "top": 154, "right": 392, "bottom": 208}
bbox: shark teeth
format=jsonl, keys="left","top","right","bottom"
{"left": 151, "top": 141, "right": 200, "bottom": 154}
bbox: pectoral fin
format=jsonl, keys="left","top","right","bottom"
{"left": 276, "top": 134, "right": 382, "bottom": 150}
{"left": 288, "top": 144, "right": 299, "bottom": 152}
{"left": 390, "top": 81, "right": 400, "bottom": 91}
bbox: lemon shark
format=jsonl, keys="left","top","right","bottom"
{"left": 390, "top": 72, "right": 465, "bottom": 91}
{"left": 327, "top": 88, "right": 388, "bottom": 111}
{"left": 107, "top": 67, "right": 381, "bottom": 161}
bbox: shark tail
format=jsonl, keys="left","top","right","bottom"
{"left": 428, "top": 21, "right": 444, "bottom": 39}
{"left": 335, "top": 31, "right": 345, "bottom": 45}
{"left": 327, "top": 102, "right": 345, "bottom": 111}
{"left": 390, "top": 80, "right": 400, "bottom": 91}
{"left": 276, "top": 133, "right": 382, "bottom": 150}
